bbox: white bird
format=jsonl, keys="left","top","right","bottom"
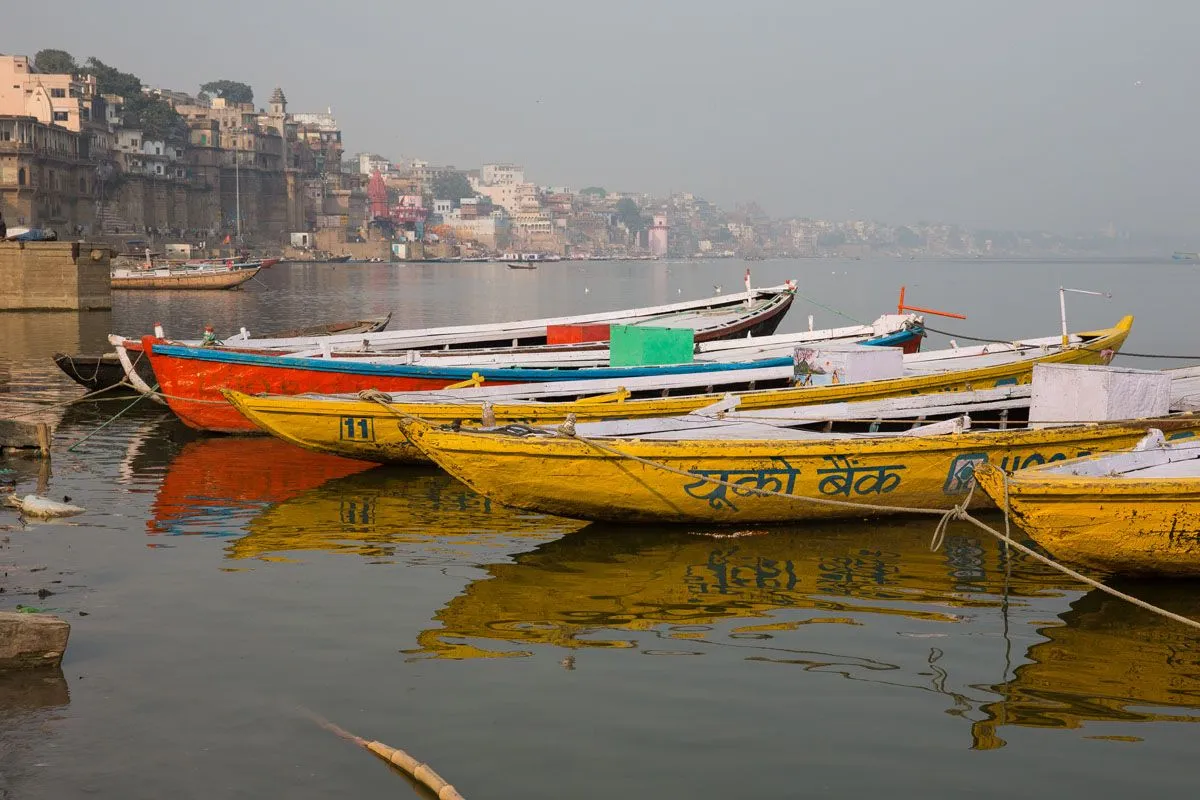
{"left": 584, "top": 287, "right": 589, "bottom": 293}
{"left": 713, "top": 285, "right": 722, "bottom": 294}
{"left": 1134, "top": 80, "right": 1143, "bottom": 87}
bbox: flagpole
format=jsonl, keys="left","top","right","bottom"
{"left": 235, "top": 129, "right": 242, "bottom": 243}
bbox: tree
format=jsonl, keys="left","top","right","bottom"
{"left": 580, "top": 186, "right": 607, "bottom": 198}
{"left": 200, "top": 80, "right": 254, "bottom": 105}
{"left": 615, "top": 197, "right": 645, "bottom": 233}
{"left": 127, "top": 95, "right": 187, "bottom": 142}
{"left": 431, "top": 172, "right": 475, "bottom": 206}
{"left": 83, "top": 57, "right": 142, "bottom": 98}
{"left": 34, "top": 49, "right": 77, "bottom": 75}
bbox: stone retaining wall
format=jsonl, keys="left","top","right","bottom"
{"left": 0, "top": 241, "right": 112, "bottom": 311}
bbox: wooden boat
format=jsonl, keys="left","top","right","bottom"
{"left": 305, "top": 315, "right": 923, "bottom": 369}
{"left": 52, "top": 315, "right": 392, "bottom": 394}
{"left": 110, "top": 261, "right": 261, "bottom": 290}
{"left": 395, "top": 413, "right": 1200, "bottom": 524}
{"left": 507, "top": 262, "right": 538, "bottom": 270}
{"left": 225, "top": 316, "right": 1136, "bottom": 460}
{"left": 111, "top": 282, "right": 797, "bottom": 355}
{"left": 975, "top": 429, "right": 1200, "bottom": 576}
{"left": 128, "top": 307, "right": 921, "bottom": 434}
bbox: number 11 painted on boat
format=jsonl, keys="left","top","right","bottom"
{"left": 340, "top": 416, "right": 375, "bottom": 441}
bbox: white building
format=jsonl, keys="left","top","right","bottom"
{"left": 479, "top": 163, "right": 524, "bottom": 186}
{"left": 358, "top": 152, "right": 391, "bottom": 175}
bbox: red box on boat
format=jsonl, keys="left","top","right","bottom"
{"left": 546, "top": 324, "right": 611, "bottom": 345}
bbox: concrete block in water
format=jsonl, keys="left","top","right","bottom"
{"left": 0, "top": 612, "right": 71, "bottom": 671}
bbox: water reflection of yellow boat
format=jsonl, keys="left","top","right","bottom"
{"left": 231, "top": 467, "right": 584, "bottom": 561}
{"left": 408, "top": 520, "right": 1077, "bottom": 660}
{"left": 972, "top": 585, "right": 1200, "bottom": 749}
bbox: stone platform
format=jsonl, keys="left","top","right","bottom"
{"left": 0, "top": 241, "right": 112, "bottom": 311}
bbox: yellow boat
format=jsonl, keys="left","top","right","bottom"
{"left": 396, "top": 416, "right": 1200, "bottom": 524}
{"left": 225, "top": 316, "right": 1134, "bottom": 464}
{"left": 971, "top": 585, "right": 1200, "bottom": 749}
{"left": 975, "top": 430, "right": 1200, "bottom": 576}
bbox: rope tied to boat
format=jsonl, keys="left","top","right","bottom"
{"left": 929, "top": 481, "right": 978, "bottom": 553}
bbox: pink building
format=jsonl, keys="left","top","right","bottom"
{"left": 648, "top": 214, "right": 669, "bottom": 257}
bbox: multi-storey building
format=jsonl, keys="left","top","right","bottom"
{"left": 0, "top": 115, "right": 94, "bottom": 231}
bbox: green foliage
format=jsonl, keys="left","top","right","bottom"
{"left": 431, "top": 172, "right": 475, "bottom": 206}
{"left": 616, "top": 197, "right": 645, "bottom": 232}
{"left": 83, "top": 57, "right": 143, "bottom": 98}
{"left": 200, "top": 80, "right": 254, "bottom": 105}
{"left": 34, "top": 49, "right": 77, "bottom": 75}
{"left": 580, "top": 186, "right": 607, "bottom": 197}
{"left": 118, "top": 93, "right": 187, "bottom": 143}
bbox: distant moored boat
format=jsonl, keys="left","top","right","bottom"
{"left": 1172, "top": 251, "right": 1199, "bottom": 261}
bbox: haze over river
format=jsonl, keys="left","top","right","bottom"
{"left": 1, "top": 257, "right": 1197, "bottom": 799}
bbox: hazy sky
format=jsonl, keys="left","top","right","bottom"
{"left": 6, "top": 0, "right": 1199, "bottom": 234}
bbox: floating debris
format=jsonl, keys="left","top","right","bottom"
{"left": 5, "top": 495, "right": 85, "bottom": 519}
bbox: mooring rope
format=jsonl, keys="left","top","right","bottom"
{"left": 923, "top": 324, "right": 1200, "bottom": 360}
{"left": 3, "top": 381, "right": 132, "bottom": 419}
{"left": 359, "top": 390, "right": 1200, "bottom": 634}
{"left": 790, "top": 291, "right": 867, "bottom": 325}
{"left": 66, "top": 386, "right": 157, "bottom": 451}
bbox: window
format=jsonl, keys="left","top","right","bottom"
{"left": 53, "top": 111, "right": 69, "bottom": 121}
{"left": 155, "top": 146, "right": 161, "bottom": 155}
{"left": 17, "top": 167, "right": 25, "bottom": 185}
{"left": 199, "top": 134, "right": 207, "bottom": 145}
{"left": 80, "top": 177, "right": 87, "bottom": 193}
{"left": 131, "top": 139, "right": 138, "bottom": 147}
{"left": 50, "top": 88, "right": 66, "bottom": 98}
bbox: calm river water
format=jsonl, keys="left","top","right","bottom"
{"left": 1, "top": 257, "right": 1198, "bottom": 799}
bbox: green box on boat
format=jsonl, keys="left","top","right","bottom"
{"left": 608, "top": 325, "right": 695, "bottom": 367}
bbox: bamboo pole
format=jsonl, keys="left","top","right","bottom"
{"left": 306, "top": 711, "right": 465, "bottom": 800}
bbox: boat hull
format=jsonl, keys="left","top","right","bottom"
{"left": 397, "top": 418, "right": 1200, "bottom": 524}
{"left": 54, "top": 316, "right": 390, "bottom": 394}
{"left": 224, "top": 318, "right": 1131, "bottom": 462}
{"left": 111, "top": 266, "right": 260, "bottom": 290}
{"left": 975, "top": 461, "right": 1200, "bottom": 576}
{"left": 53, "top": 351, "right": 155, "bottom": 394}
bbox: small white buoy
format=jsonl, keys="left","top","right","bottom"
{"left": 6, "top": 495, "right": 85, "bottom": 519}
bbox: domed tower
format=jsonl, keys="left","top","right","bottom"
{"left": 268, "top": 87, "right": 287, "bottom": 117}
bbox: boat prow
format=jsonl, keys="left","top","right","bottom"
{"left": 975, "top": 429, "right": 1200, "bottom": 576}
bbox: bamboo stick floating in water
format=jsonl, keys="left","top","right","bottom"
{"left": 306, "top": 711, "right": 466, "bottom": 800}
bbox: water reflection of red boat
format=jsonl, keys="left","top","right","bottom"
{"left": 148, "top": 437, "right": 372, "bottom": 539}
